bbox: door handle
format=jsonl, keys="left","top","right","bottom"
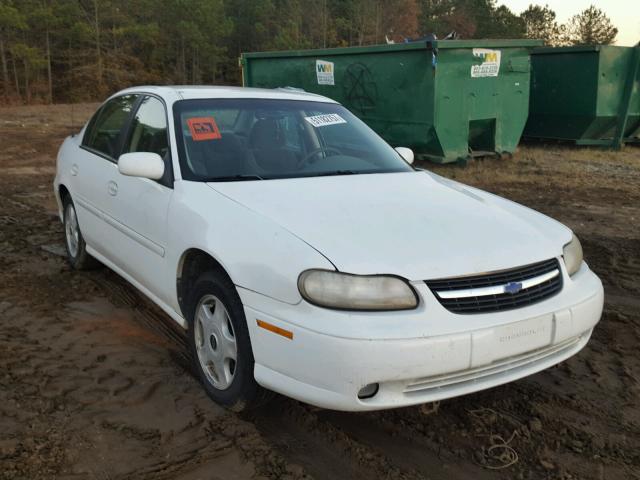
{"left": 71, "top": 164, "right": 79, "bottom": 176}
{"left": 107, "top": 181, "right": 118, "bottom": 196}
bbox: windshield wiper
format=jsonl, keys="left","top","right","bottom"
{"left": 311, "top": 170, "right": 360, "bottom": 177}
{"left": 204, "top": 174, "right": 264, "bottom": 182}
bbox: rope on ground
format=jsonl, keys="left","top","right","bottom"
{"left": 483, "top": 431, "right": 519, "bottom": 470}
{"left": 419, "top": 401, "right": 440, "bottom": 416}
{"left": 468, "top": 408, "right": 520, "bottom": 470}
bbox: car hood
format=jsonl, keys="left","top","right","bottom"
{"left": 207, "top": 171, "right": 571, "bottom": 280}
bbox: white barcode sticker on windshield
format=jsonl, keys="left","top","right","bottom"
{"left": 304, "top": 113, "right": 347, "bottom": 128}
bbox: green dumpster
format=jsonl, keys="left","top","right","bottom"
{"left": 525, "top": 44, "right": 640, "bottom": 148}
{"left": 241, "top": 39, "right": 542, "bottom": 163}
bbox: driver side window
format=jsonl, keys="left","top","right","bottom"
{"left": 123, "top": 95, "right": 172, "bottom": 187}
{"left": 124, "top": 96, "right": 169, "bottom": 158}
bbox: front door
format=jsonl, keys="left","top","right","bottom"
{"left": 108, "top": 95, "right": 175, "bottom": 304}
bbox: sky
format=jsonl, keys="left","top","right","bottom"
{"left": 496, "top": 0, "right": 639, "bottom": 45}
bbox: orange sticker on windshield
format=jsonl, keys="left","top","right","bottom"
{"left": 187, "top": 117, "right": 221, "bottom": 141}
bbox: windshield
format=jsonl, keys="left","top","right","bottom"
{"left": 173, "top": 98, "right": 413, "bottom": 181}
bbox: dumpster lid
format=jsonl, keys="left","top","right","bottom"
{"left": 432, "top": 39, "right": 543, "bottom": 49}
{"left": 531, "top": 45, "right": 622, "bottom": 55}
{"left": 242, "top": 39, "right": 543, "bottom": 59}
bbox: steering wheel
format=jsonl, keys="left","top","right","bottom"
{"left": 298, "top": 146, "right": 342, "bottom": 168}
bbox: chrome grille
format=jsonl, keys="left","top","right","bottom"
{"left": 426, "top": 258, "right": 563, "bottom": 314}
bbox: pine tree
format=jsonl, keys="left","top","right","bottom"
{"left": 564, "top": 5, "right": 618, "bottom": 45}
{"left": 521, "top": 4, "right": 562, "bottom": 46}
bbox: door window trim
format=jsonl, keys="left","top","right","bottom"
{"left": 80, "top": 92, "right": 175, "bottom": 188}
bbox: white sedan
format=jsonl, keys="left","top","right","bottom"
{"left": 54, "top": 86, "right": 603, "bottom": 411}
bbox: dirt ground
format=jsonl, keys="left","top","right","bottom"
{"left": 0, "top": 103, "right": 639, "bottom": 480}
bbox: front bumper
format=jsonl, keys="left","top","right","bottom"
{"left": 240, "top": 261, "right": 604, "bottom": 411}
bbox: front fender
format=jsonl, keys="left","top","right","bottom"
{"left": 168, "top": 181, "right": 335, "bottom": 306}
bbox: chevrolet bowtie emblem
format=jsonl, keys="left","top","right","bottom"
{"left": 503, "top": 281, "right": 523, "bottom": 294}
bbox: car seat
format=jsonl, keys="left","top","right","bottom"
{"left": 248, "top": 119, "right": 298, "bottom": 173}
{"left": 184, "top": 132, "right": 248, "bottom": 177}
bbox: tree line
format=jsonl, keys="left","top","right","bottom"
{"left": 0, "top": 0, "right": 619, "bottom": 105}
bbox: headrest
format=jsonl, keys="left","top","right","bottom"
{"left": 248, "top": 119, "right": 285, "bottom": 148}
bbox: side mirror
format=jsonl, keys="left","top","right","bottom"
{"left": 118, "top": 152, "right": 164, "bottom": 180}
{"left": 395, "top": 147, "right": 414, "bottom": 165}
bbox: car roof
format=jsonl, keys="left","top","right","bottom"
{"left": 114, "top": 85, "right": 338, "bottom": 104}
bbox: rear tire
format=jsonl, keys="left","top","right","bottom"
{"left": 186, "top": 271, "right": 272, "bottom": 411}
{"left": 63, "top": 196, "right": 100, "bottom": 270}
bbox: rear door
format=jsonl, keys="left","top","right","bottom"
{"left": 108, "top": 95, "right": 175, "bottom": 303}
{"left": 72, "top": 94, "right": 139, "bottom": 260}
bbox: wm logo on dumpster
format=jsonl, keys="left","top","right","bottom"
{"left": 316, "top": 60, "right": 335, "bottom": 85}
{"left": 471, "top": 48, "right": 501, "bottom": 78}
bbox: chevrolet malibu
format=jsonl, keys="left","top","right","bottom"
{"left": 54, "top": 86, "right": 604, "bottom": 411}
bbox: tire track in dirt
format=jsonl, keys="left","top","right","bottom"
{"left": 92, "top": 269, "right": 189, "bottom": 353}
{"left": 247, "top": 396, "right": 508, "bottom": 480}
{"left": 248, "top": 399, "right": 421, "bottom": 480}
{"left": 315, "top": 409, "right": 498, "bottom": 480}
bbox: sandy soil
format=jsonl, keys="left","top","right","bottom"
{"left": 1, "top": 104, "right": 639, "bottom": 480}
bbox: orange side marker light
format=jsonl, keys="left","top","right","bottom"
{"left": 257, "top": 319, "right": 293, "bottom": 340}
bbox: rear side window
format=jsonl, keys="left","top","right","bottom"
{"left": 83, "top": 94, "right": 138, "bottom": 158}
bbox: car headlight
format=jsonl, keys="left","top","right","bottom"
{"left": 298, "top": 270, "right": 418, "bottom": 311}
{"left": 563, "top": 233, "right": 583, "bottom": 276}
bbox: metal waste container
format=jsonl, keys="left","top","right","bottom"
{"left": 525, "top": 44, "right": 640, "bottom": 148}
{"left": 242, "top": 39, "right": 542, "bottom": 163}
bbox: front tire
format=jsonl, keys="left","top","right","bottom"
{"left": 63, "top": 196, "right": 99, "bottom": 270}
{"left": 187, "top": 271, "right": 270, "bottom": 411}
